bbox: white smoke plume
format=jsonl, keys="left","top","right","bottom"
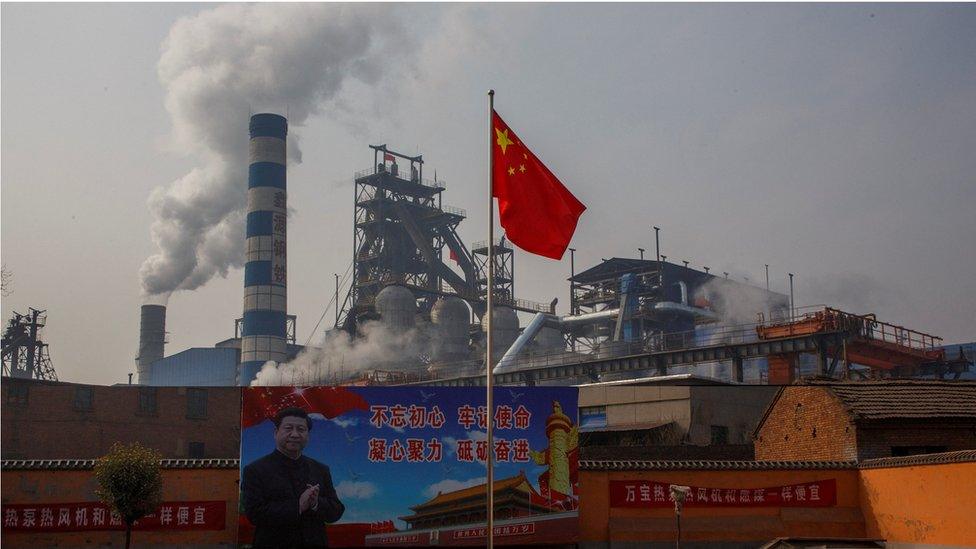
{"left": 140, "top": 4, "right": 412, "bottom": 297}
{"left": 251, "top": 320, "right": 431, "bottom": 386}
{"left": 693, "top": 277, "right": 788, "bottom": 326}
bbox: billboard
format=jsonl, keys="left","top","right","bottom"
{"left": 239, "top": 386, "right": 579, "bottom": 547}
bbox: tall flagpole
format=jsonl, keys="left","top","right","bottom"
{"left": 486, "top": 89, "right": 496, "bottom": 549}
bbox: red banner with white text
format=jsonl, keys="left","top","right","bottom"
{"left": 609, "top": 479, "right": 836, "bottom": 508}
{"left": 2, "top": 501, "right": 226, "bottom": 532}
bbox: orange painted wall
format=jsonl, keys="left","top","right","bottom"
{"left": 1, "top": 468, "right": 239, "bottom": 548}
{"left": 580, "top": 468, "right": 864, "bottom": 543}
{"left": 859, "top": 462, "right": 976, "bottom": 546}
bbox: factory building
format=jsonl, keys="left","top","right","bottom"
{"left": 133, "top": 120, "right": 969, "bottom": 388}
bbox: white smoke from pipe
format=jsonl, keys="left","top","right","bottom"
{"left": 140, "top": 4, "right": 413, "bottom": 297}
{"left": 693, "top": 277, "right": 788, "bottom": 326}
{"left": 251, "top": 320, "right": 430, "bottom": 386}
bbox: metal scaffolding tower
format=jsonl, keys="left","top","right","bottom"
{"left": 1, "top": 308, "right": 58, "bottom": 381}
{"left": 337, "top": 145, "right": 478, "bottom": 329}
{"left": 471, "top": 237, "right": 514, "bottom": 302}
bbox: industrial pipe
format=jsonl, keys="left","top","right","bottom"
{"left": 493, "top": 312, "right": 554, "bottom": 374}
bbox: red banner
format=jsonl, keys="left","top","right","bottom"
{"left": 609, "top": 479, "right": 836, "bottom": 508}
{"left": 2, "top": 501, "right": 226, "bottom": 532}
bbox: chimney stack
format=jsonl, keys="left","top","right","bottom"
{"left": 240, "top": 113, "right": 288, "bottom": 384}
{"left": 136, "top": 304, "right": 166, "bottom": 384}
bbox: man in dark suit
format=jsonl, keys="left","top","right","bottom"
{"left": 243, "top": 406, "right": 345, "bottom": 548}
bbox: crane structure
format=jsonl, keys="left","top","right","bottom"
{"left": 2, "top": 307, "right": 58, "bottom": 381}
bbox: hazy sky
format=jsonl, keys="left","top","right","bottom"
{"left": 3, "top": 3, "right": 975, "bottom": 385}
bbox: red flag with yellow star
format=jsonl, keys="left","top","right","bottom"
{"left": 492, "top": 110, "right": 586, "bottom": 260}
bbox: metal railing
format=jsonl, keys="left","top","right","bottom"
{"left": 355, "top": 305, "right": 949, "bottom": 384}
{"left": 356, "top": 275, "right": 552, "bottom": 314}
{"left": 438, "top": 204, "right": 467, "bottom": 218}
{"left": 759, "top": 306, "right": 943, "bottom": 352}
{"left": 354, "top": 168, "right": 447, "bottom": 190}
{"left": 471, "top": 238, "right": 514, "bottom": 251}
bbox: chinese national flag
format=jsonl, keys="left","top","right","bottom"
{"left": 492, "top": 110, "right": 585, "bottom": 260}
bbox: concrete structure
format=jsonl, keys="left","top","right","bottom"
{"left": 136, "top": 304, "right": 166, "bottom": 385}
{"left": 240, "top": 113, "right": 289, "bottom": 385}
{"left": 578, "top": 376, "right": 777, "bottom": 451}
{"left": 754, "top": 380, "right": 976, "bottom": 461}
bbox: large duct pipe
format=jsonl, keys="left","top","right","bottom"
{"left": 137, "top": 304, "right": 166, "bottom": 385}
{"left": 559, "top": 308, "right": 620, "bottom": 327}
{"left": 653, "top": 301, "right": 720, "bottom": 320}
{"left": 240, "top": 113, "right": 289, "bottom": 385}
{"left": 494, "top": 312, "right": 554, "bottom": 374}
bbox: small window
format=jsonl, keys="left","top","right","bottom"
{"left": 188, "top": 442, "right": 205, "bottom": 459}
{"left": 73, "top": 386, "right": 93, "bottom": 410}
{"left": 138, "top": 387, "right": 157, "bottom": 415}
{"left": 186, "top": 388, "right": 208, "bottom": 419}
{"left": 710, "top": 425, "right": 729, "bottom": 445}
{"left": 6, "top": 384, "right": 29, "bottom": 406}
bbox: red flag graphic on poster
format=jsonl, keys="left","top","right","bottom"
{"left": 449, "top": 248, "right": 459, "bottom": 263}
{"left": 491, "top": 110, "right": 586, "bottom": 260}
{"left": 241, "top": 387, "right": 369, "bottom": 428}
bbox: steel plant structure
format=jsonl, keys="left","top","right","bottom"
{"left": 136, "top": 127, "right": 971, "bottom": 387}
{"left": 1, "top": 308, "right": 58, "bottom": 381}
{"left": 337, "top": 145, "right": 546, "bottom": 333}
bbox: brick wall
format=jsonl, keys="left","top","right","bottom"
{"left": 1, "top": 379, "right": 240, "bottom": 460}
{"left": 856, "top": 422, "right": 976, "bottom": 460}
{"left": 1, "top": 466, "right": 238, "bottom": 548}
{"left": 754, "top": 387, "right": 858, "bottom": 461}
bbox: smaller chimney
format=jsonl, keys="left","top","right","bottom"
{"left": 137, "top": 304, "right": 166, "bottom": 385}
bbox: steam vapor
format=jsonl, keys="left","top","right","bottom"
{"left": 140, "top": 4, "right": 410, "bottom": 298}
{"left": 251, "top": 320, "right": 429, "bottom": 386}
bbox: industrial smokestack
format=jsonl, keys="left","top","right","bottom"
{"left": 240, "top": 113, "right": 288, "bottom": 384}
{"left": 137, "top": 304, "right": 166, "bottom": 384}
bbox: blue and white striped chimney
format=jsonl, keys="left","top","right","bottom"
{"left": 240, "top": 113, "right": 288, "bottom": 385}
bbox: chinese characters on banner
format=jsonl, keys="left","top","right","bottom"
{"left": 609, "top": 479, "right": 837, "bottom": 508}
{"left": 1, "top": 501, "right": 226, "bottom": 532}
{"left": 365, "top": 403, "right": 535, "bottom": 464}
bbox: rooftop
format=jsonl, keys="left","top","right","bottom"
{"left": 809, "top": 379, "right": 976, "bottom": 420}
